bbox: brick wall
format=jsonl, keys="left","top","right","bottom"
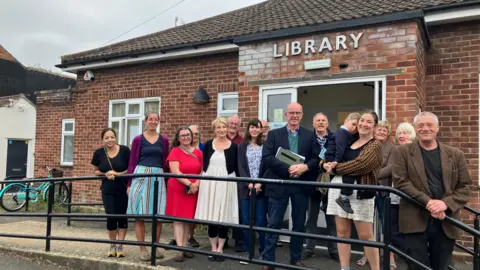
{"left": 69, "top": 53, "right": 238, "bottom": 202}
{"left": 238, "top": 21, "right": 424, "bottom": 134}
{"left": 34, "top": 89, "right": 75, "bottom": 177}
{"left": 425, "top": 20, "right": 480, "bottom": 250}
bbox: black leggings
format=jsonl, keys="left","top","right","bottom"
{"left": 102, "top": 192, "right": 128, "bottom": 231}
{"left": 208, "top": 225, "right": 228, "bottom": 239}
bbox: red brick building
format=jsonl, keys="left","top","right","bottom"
{"left": 36, "top": 0, "right": 480, "bottom": 251}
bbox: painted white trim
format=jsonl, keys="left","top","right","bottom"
{"left": 258, "top": 76, "right": 386, "bottom": 121}
{"left": 62, "top": 43, "right": 239, "bottom": 73}
{"left": 108, "top": 97, "right": 161, "bottom": 146}
{"left": 259, "top": 75, "right": 386, "bottom": 90}
{"left": 60, "top": 119, "right": 75, "bottom": 166}
{"left": 217, "top": 92, "right": 238, "bottom": 116}
{"left": 425, "top": 6, "right": 480, "bottom": 26}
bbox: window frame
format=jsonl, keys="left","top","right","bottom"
{"left": 217, "top": 92, "right": 238, "bottom": 116}
{"left": 108, "top": 97, "right": 161, "bottom": 147}
{"left": 60, "top": 118, "right": 75, "bottom": 166}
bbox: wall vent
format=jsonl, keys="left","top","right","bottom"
{"left": 426, "top": 65, "right": 442, "bottom": 75}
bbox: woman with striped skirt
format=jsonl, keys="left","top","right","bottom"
{"left": 127, "top": 112, "right": 169, "bottom": 261}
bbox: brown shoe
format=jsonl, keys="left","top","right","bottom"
{"left": 292, "top": 261, "right": 306, "bottom": 267}
{"left": 174, "top": 252, "right": 184, "bottom": 262}
{"left": 183, "top": 251, "right": 194, "bottom": 258}
{"left": 261, "top": 266, "right": 275, "bottom": 270}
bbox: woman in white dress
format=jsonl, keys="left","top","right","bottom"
{"left": 195, "top": 116, "right": 239, "bottom": 262}
{"left": 322, "top": 110, "right": 382, "bottom": 270}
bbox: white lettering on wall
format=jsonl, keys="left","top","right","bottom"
{"left": 319, "top": 37, "right": 333, "bottom": 52}
{"left": 272, "top": 32, "right": 364, "bottom": 58}
{"left": 336, "top": 35, "right": 347, "bottom": 50}
{"left": 291, "top": 41, "right": 302, "bottom": 56}
{"left": 350, "top": 33, "right": 363, "bottom": 49}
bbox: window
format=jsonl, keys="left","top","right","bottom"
{"left": 61, "top": 119, "right": 75, "bottom": 166}
{"left": 109, "top": 98, "right": 161, "bottom": 148}
{"left": 217, "top": 92, "right": 238, "bottom": 116}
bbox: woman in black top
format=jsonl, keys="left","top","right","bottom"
{"left": 91, "top": 128, "right": 130, "bottom": 258}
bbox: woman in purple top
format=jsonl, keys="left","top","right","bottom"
{"left": 127, "top": 112, "right": 169, "bottom": 261}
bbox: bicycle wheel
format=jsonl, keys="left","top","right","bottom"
{"left": 57, "top": 182, "right": 69, "bottom": 204}
{"left": 0, "top": 184, "right": 27, "bottom": 212}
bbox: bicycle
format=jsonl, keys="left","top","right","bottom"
{"left": 0, "top": 165, "right": 70, "bottom": 212}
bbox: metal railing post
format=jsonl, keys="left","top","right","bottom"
{"left": 474, "top": 216, "right": 479, "bottom": 270}
{"left": 45, "top": 182, "right": 55, "bottom": 251}
{"left": 150, "top": 177, "right": 159, "bottom": 266}
{"left": 25, "top": 182, "right": 30, "bottom": 212}
{"left": 249, "top": 188, "right": 257, "bottom": 261}
{"left": 67, "top": 182, "right": 73, "bottom": 226}
{"left": 382, "top": 195, "right": 392, "bottom": 270}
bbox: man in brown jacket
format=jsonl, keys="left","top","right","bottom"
{"left": 392, "top": 112, "right": 471, "bottom": 270}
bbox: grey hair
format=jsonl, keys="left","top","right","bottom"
{"left": 396, "top": 122, "right": 416, "bottom": 142}
{"left": 228, "top": 114, "right": 240, "bottom": 122}
{"left": 313, "top": 112, "right": 328, "bottom": 121}
{"left": 413, "top": 112, "right": 439, "bottom": 125}
{"left": 189, "top": 124, "right": 199, "bottom": 130}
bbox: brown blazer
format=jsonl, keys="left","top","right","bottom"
{"left": 377, "top": 140, "right": 396, "bottom": 187}
{"left": 392, "top": 140, "right": 471, "bottom": 239}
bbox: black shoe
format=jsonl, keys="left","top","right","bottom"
{"left": 216, "top": 256, "right": 225, "bottom": 262}
{"left": 207, "top": 255, "right": 216, "bottom": 262}
{"left": 329, "top": 252, "right": 340, "bottom": 262}
{"left": 301, "top": 250, "right": 315, "bottom": 260}
{"left": 336, "top": 196, "right": 354, "bottom": 214}
{"left": 276, "top": 241, "right": 283, "bottom": 247}
{"left": 165, "top": 239, "right": 176, "bottom": 250}
{"left": 235, "top": 243, "right": 244, "bottom": 253}
{"left": 188, "top": 237, "right": 200, "bottom": 248}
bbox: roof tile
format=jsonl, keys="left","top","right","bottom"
{"left": 60, "top": 0, "right": 474, "bottom": 65}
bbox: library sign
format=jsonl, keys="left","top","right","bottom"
{"left": 273, "top": 33, "right": 364, "bottom": 58}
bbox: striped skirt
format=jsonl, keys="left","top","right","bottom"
{"left": 127, "top": 165, "right": 167, "bottom": 216}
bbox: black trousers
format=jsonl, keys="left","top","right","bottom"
{"left": 102, "top": 192, "right": 128, "bottom": 231}
{"left": 208, "top": 225, "right": 228, "bottom": 239}
{"left": 404, "top": 219, "right": 455, "bottom": 270}
{"left": 340, "top": 176, "right": 356, "bottom": 196}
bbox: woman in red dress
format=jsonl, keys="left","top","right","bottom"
{"left": 166, "top": 126, "right": 203, "bottom": 262}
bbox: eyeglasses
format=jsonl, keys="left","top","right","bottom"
{"left": 193, "top": 133, "right": 199, "bottom": 136}
{"left": 179, "top": 134, "right": 191, "bottom": 138}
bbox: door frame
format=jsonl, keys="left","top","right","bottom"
{"left": 258, "top": 75, "right": 387, "bottom": 121}
{"left": 257, "top": 75, "right": 387, "bottom": 246}
{"left": 4, "top": 138, "right": 32, "bottom": 179}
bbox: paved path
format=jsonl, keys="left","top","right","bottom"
{"left": 0, "top": 216, "right": 473, "bottom": 270}
{"left": 0, "top": 250, "right": 73, "bottom": 270}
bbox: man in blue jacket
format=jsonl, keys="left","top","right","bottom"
{"left": 261, "top": 103, "right": 320, "bottom": 269}
{"left": 302, "top": 112, "right": 339, "bottom": 262}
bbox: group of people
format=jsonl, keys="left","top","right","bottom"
{"left": 90, "top": 103, "right": 471, "bottom": 270}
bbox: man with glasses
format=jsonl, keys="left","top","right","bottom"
{"left": 261, "top": 103, "right": 320, "bottom": 269}
{"left": 261, "top": 120, "right": 270, "bottom": 141}
{"left": 227, "top": 115, "right": 244, "bottom": 251}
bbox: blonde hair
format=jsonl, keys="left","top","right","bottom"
{"left": 345, "top": 112, "right": 361, "bottom": 122}
{"left": 212, "top": 116, "right": 228, "bottom": 130}
{"left": 376, "top": 120, "right": 392, "bottom": 137}
{"left": 396, "top": 122, "right": 416, "bottom": 142}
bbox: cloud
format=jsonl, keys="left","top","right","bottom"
{"left": 0, "top": 0, "right": 265, "bottom": 73}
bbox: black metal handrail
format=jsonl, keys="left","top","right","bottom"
{"left": 0, "top": 173, "right": 478, "bottom": 270}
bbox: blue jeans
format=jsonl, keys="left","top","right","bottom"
{"left": 241, "top": 196, "right": 268, "bottom": 254}
{"left": 262, "top": 190, "right": 309, "bottom": 264}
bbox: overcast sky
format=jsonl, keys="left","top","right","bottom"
{"left": 0, "top": 0, "right": 265, "bottom": 75}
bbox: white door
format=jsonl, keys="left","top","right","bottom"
{"left": 261, "top": 88, "right": 297, "bottom": 130}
